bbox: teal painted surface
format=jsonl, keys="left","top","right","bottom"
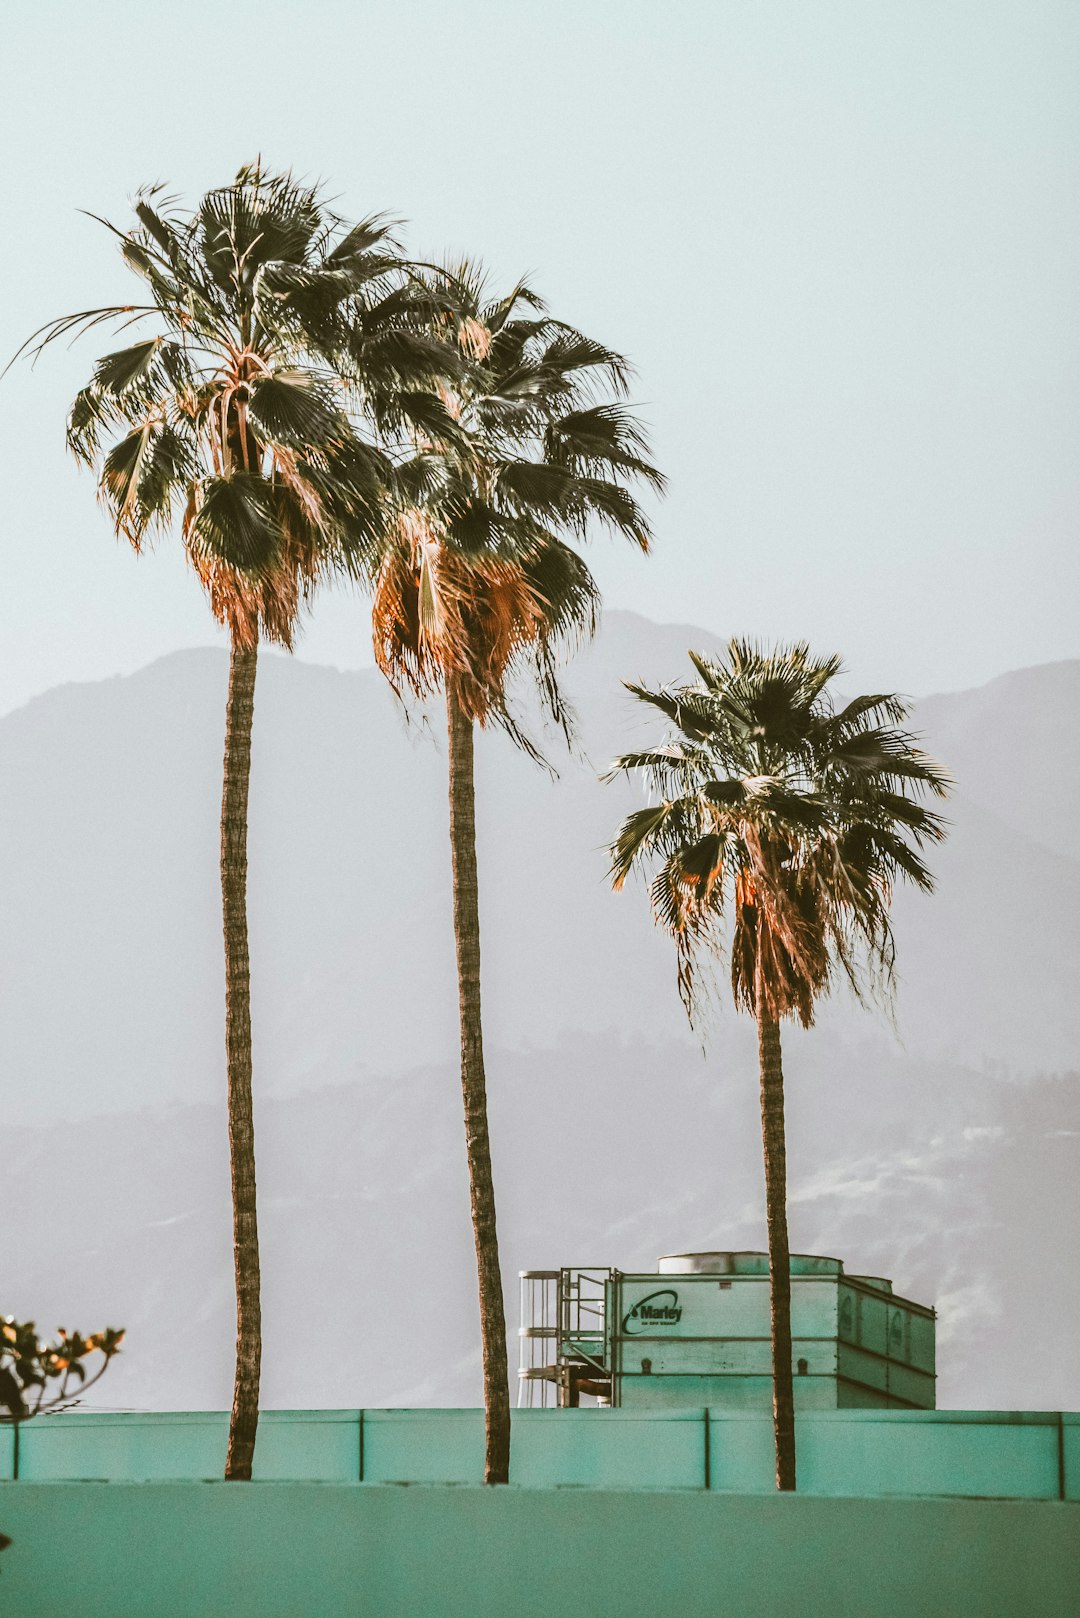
{"left": 363, "top": 1410, "right": 483, "bottom": 1483}
{"left": 514, "top": 1409, "right": 704, "bottom": 1489}
{"left": 251, "top": 1410, "right": 360, "bottom": 1481}
{"left": 622, "top": 1372, "right": 787, "bottom": 1410}
{"left": 706, "top": 1410, "right": 1067, "bottom": 1499}
{"left": 608, "top": 1270, "right": 934, "bottom": 1410}
{"left": 6, "top": 1410, "right": 361, "bottom": 1483}
{"left": 12, "top": 1412, "right": 229, "bottom": 1481}
{"left": 6, "top": 1408, "right": 1078, "bottom": 1498}
{"left": 1064, "top": 1414, "right": 1079, "bottom": 1502}
{"left": 323, "top": 1409, "right": 705, "bottom": 1489}
{"left": 0, "top": 1482, "right": 1075, "bottom": 1618}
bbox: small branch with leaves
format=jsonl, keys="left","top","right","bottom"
{"left": 0, "top": 1316, "right": 124, "bottom": 1423}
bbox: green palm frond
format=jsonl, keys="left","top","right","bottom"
{"left": 620, "top": 681, "right": 718, "bottom": 743}
{"left": 481, "top": 280, "right": 546, "bottom": 334}
{"left": 392, "top": 390, "right": 467, "bottom": 447}
{"left": 521, "top": 539, "right": 601, "bottom": 641}
{"left": 544, "top": 405, "right": 666, "bottom": 492}
{"left": 246, "top": 372, "right": 349, "bottom": 450}
{"left": 188, "top": 475, "right": 281, "bottom": 572}
{"left": 571, "top": 477, "right": 652, "bottom": 549}
{"left": 90, "top": 338, "right": 170, "bottom": 396}
{"left": 325, "top": 213, "right": 401, "bottom": 265}
{"left": 535, "top": 332, "right": 632, "bottom": 396}
{"left": 492, "top": 459, "right": 582, "bottom": 520}
{"left": 129, "top": 423, "right": 199, "bottom": 537}
{"left": 68, "top": 386, "right": 120, "bottom": 466}
{"left": 100, "top": 421, "right": 158, "bottom": 537}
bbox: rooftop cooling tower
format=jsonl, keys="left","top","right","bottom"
{"left": 519, "top": 1252, "right": 935, "bottom": 1411}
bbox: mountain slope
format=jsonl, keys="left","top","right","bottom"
{"left": 0, "top": 613, "right": 1076, "bottom": 1122}
{"left": 918, "top": 660, "right": 1080, "bottom": 864}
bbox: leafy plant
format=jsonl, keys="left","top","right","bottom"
{"left": 0, "top": 1317, "right": 124, "bottom": 1422}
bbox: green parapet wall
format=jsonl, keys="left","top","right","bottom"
{"left": 0, "top": 1482, "right": 1076, "bottom": 1618}
{"left": 2, "top": 1408, "right": 1077, "bottom": 1499}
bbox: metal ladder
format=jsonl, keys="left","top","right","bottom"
{"left": 517, "top": 1268, "right": 613, "bottom": 1407}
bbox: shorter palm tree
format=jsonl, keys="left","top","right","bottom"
{"left": 607, "top": 641, "right": 948, "bottom": 1490}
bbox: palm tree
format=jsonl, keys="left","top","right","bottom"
{"left": 19, "top": 165, "right": 442, "bottom": 1477}
{"left": 607, "top": 641, "right": 948, "bottom": 1490}
{"left": 369, "top": 265, "right": 663, "bottom": 1481}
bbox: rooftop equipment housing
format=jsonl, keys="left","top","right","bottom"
{"left": 519, "top": 1252, "right": 935, "bottom": 1411}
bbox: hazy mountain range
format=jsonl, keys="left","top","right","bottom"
{"left": 2, "top": 612, "right": 1077, "bottom": 1413}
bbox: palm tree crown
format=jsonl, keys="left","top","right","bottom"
{"left": 608, "top": 640, "right": 950, "bottom": 1021}
{"left": 371, "top": 261, "right": 665, "bottom": 732}
{"left": 24, "top": 162, "right": 444, "bottom": 643}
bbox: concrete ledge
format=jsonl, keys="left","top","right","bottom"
{"left": 0, "top": 1482, "right": 1076, "bottom": 1618}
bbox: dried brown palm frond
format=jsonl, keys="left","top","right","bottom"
{"left": 372, "top": 510, "right": 551, "bottom": 722}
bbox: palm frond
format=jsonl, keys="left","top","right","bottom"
{"left": 325, "top": 212, "right": 401, "bottom": 265}
{"left": 537, "top": 331, "right": 632, "bottom": 395}
{"left": 100, "top": 421, "right": 156, "bottom": 540}
{"left": 247, "top": 371, "right": 349, "bottom": 449}
{"left": 545, "top": 405, "right": 665, "bottom": 493}
{"left": 3, "top": 305, "right": 157, "bottom": 377}
{"left": 187, "top": 474, "right": 281, "bottom": 572}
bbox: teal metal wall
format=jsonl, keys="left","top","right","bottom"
{"left": 3, "top": 1408, "right": 1077, "bottom": 1498}
{"left": 610, "top": 1268, "right": 935, "bottom": 1409}
{"left": 0, "top": 1481, "right": 1075, "bottom": 1618}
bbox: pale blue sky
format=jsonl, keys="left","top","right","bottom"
{"left": 1, "top": 0, "right": 1076, "bottom": 710}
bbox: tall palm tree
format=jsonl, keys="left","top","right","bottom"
{"left": 20, "top": 165, "right": 442, "bottom": 1478}
{"left": 369, "top": 265, "right": 663, "bottom": 1481}
{"left": 607, "top": 641, "right": 948, "bottom": 1490}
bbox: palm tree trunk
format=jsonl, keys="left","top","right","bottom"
{"left": 446, "top": 677, "right": 511, "bottom": 1485}
{"left": 221, "top": 634, "right": 262, "bottom": 1481}
{"left": 756, "top": 1011, "right": 796, "bottom": 1491}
